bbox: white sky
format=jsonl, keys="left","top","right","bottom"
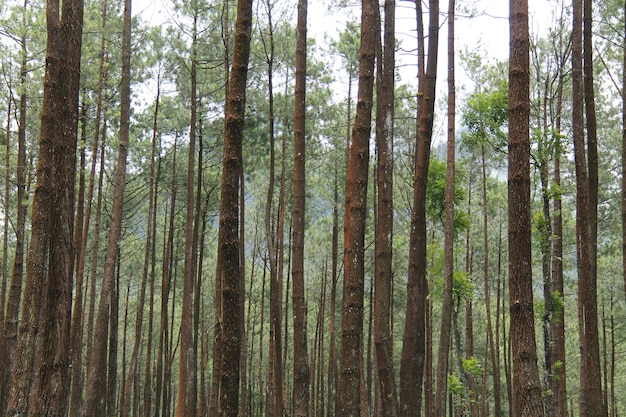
{"left": 132, "top": 0, "right": 555, "bottom": 101}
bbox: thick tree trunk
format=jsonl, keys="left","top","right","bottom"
{"left": 508, "top": 0, "right": 544, "bottom": 415}
{"left": 339, "top": 0, "right": 376, "bottom": 415}
{"left": 216, "top": 0, "right": 253, "bottom": 414}
{"left": 5, "top": 0, "right": 83, "bottom": 414}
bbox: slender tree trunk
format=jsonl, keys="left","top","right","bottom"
{"left": 609, "top": 297, "right": 615, "bottom": 417}
{"left": 156, "top": 137, "right": 178, "bottom": 417}
{"left": 551, "top": 71, "right": 567, "bottom": 417}
{"left": 0, "top": 67, "right": 10, "bottom": 347}
{"left": 620, "top": 4, "right": 626, "bottom": 314}
{"left": 178, "top": 2, "right": 199, "bottom": 414}
{"left": 480, "top": 144, "right": 502, "bottom": 417}
{"left": 144, "top": 70, "right": 162, "bottom": 417}
{"left": 538, "top": 68, "right": 554, "bottom": 417}
{"left": 80, "top": 0, "right": 131, "bottom": 413}
{"left": 121, "top": 69, "right": 161, "bottom": 417}
{"left": 328, "top": 169, "right": 340, "bottom": 417}
{"left": 107, "top": 261, "right": 120, "bottom": 417}
{"left": 434, "top": 0, "right": 456, "bottom": 413}
{"left": 262, "top": 4, "right": 284, "bottom": 414}
{"left": 465, "top": 172, "right": 479, "bottom": 417}
{"left": 5, "top": 0, "right": 83, "bottom": 413}
{"left": 572, "top": 0, "right": 604, "bottom": 415}
{"left": 339, "top": 0, "right": 377, "bottom": 414}
{"left": 508, "top": 0, "right": 544, "bottom": 415}
{"left": 582, "top": 0, "right": 606, "bottom": 415}
{"left": 399, "top": 1, "right": 438, "bottom": 416}
{"left": 292, "top": 0, "right": 310, "bottom": 415}
{"left": 374, "top": 0, "right": 397, "bottom": 414}
{"left": 0, "top": 17, "right": 28, "bottom": 411}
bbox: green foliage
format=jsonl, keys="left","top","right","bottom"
{"left": 461, "top": 79, "right": 508, "bottom": 153}
{"left": 426, "top": 157, "right": 469, "bottom": 233}
{"left": 330, "top": 19, "right": 360, "bottom": 79}
{"left": 535, "top": 291, "right": 564, "bottom": 321}
{"left": 447, "top": 374, "right": 464, "bottom": 395}
{"left": 453, "top": 271, "right": 473, "bottom": 301}
{"left": 462, "top": 356, "right": 483, "bottom": 378}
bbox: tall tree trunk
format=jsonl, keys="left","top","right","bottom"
{"left": 464, "top": 171, "right": 479, "bottom": 417}
{"left": 0, "top": 14, "right": 28, "bottom": 411}
{"left": 178, "top": 3, "right": 199, "bottom": 415}
{"left": 292, "top": 0, "right": 310, "bottom": 415}
{"left": 107, "top": 258, "right": 120, "bottom": 417}
{"left": 374, "top": 0, "right": 397, "bottom": 414}
{"left": 122, "top": 68, "right": 161, "bottom": 417}
{"left": 328, "top": 169, "right": 340, "bottom": 417}
{"left": 399, "top": 1, "right": 438, "bottom": 416}
{"left": 434, "top": 0, "right": 456, "bottom": 414}
{"left": 572, "top": 0, "right": 604, "bottom": 415}
{"left": 157, "top": 138, "right": 178, "bottom": 417}
{"left": 217, "top": 0, "right": 253, "bottom": 413}
{"left": 0, "top": 59, "right": 10, "bottom": 417}
{"left": 5, "top": 0, "right": 83, "bottom": 414}
{"left": 339, "top": 0, "right": 376, "bottom": 414}
{"left": 0, "top": 66, "right": 10, "bottom": 346}
{"left": 144, "top": 71, "right": 163, "bottom": 417}
{"left": 581, "top": 0, "right": 606, "bottom": 415}
{"left": 551, "top": 66, "right": 567, "bottom": 417}
{"left": 262, "top": 3, "right": 284, "bottom": 413}
{"left": 508, "top": 0, "right": 544, "bottom": 415}
{"left": 80, "top": 0, "right": 131, "bottom": 413}
{"left": 480, "top": 144, "right": 502, "bottom": 417}
{"left": 620, "top": 0, "right": 626, "bottom": 308}
{"left": 538, "top": 62, "right": 554, "bottom": 417}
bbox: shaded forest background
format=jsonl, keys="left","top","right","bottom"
{"left": 0, "top": 0, "right": 624, "bottom": 416}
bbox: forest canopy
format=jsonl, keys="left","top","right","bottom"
{"left": 0, "top": 0, "right": 623, "bottom": 416}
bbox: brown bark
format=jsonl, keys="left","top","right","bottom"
{"left": 581, "top": 0, "right": 606, "bottom": 415}
{"left": 508, "top": 0, "right": 544, "bottom": 415}
{"left": 178, "top": 3, "right": 199, "bottom": 415}
{"left": 107, "top": 255, "right": 120, "bottom": 417}
{"left": 0, "top": 15, "right": 28, "bottom": 411}
{"left": 551, "top": 74, "right": 567, "bottom": 417}
{"left": 5, "top": 0, "right": 83, "bottom": 414}
{"left": 327, "top": 170, "right": 340, "bottom": 417}
{"left": 80, "top": 0, "right": 131, "bottom": 413}
{"left": 339, "top": 0, "right": 377, "bottom": 414}
{"left": 157, "top": 138, "right": 178, "bottom": 417}
{"left": 292, "top": 0, "right": 310, "bottom": 416}
{"left": 481, "top": 143, "right": 502, "bottom": 417}
{"left": 374, "top": 0, "right": 397, "bottom": 414}
{"left": 464, "top": 171, "right": 479, "bottom": 417}
{"left": 0, "top": 67, "right": 9, "bottom": 346}
{"left": 434, "top": 0, "right": 456, "bottom": 413}
{"left": 620, "top": 0, "right": 626, "bottom": 299}
{"left": 537, "top": 53, "right": 554, "bottom": 417}
{"left": 217, "top": 0, "right": 253, "bottom": 414}
{"left": 122, "top": 67, "right": 161, "bottom": 417}
{"left": 261, "top": 3, "right": 285, "bottom": 413}
{"left": 144, "top": 71, "right": 163, "bottom": 417}
{"left": 399, "top": 0, "right": 438, "bottom": 416}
